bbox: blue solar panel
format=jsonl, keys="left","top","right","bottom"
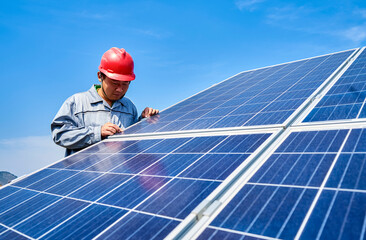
{"left": 301, "top": 190, "right": 365, "bottom": 239}
{"left": 123, "top": 50, "right": 353, "bottom": 134}
{"left": 98, "top": 212, "right": 179, "bottom": 239}
{"left": 0, "top": 225, "right": 6, "bottom": 234}
{"left": 0, "top": 133, "right": 271, "bottom": 239}
{"left": 198, "top": 227, "right": 266, "bottom": 239}
{"left": 304, "top": 49, "right": 366, "bottom": 122}
{"left": 0, "top": 230, "right": 29, "bottom": 240}
{"left": 198, "top": 128, "right": 366, "bottom": 239}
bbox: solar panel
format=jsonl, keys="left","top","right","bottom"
{"left": 196, "top": 128, "right": 366, "bottom": 239}
{"left": 123, "top": 50, "right": 354, "bottom": 135}
{"left": 1, "top": 47, "right": 365, "bottom": 239}
{"left": 1, "top": 133, "right": 272, "bottom": 239}
{"left": 304, "top": 49, "right": 366, "bottom": 122}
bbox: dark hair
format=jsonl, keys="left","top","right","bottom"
{"left": 99, "top": 72, "right": 106, "bottom": 80}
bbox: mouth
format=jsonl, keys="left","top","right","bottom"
{"left": 112, "top": 93, "right": 124, "bottom": 99}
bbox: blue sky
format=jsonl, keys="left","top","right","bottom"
{"left": 1, "top": 0, "right": 365, "bottom": 176}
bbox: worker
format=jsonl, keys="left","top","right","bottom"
{"left": 51, "top": 47, "right": 159, "bottom": 156}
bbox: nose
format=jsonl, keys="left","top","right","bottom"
{"left": 116, "top": 86, "right": 123, "bottom": 92}
{"left": 115, "top": 84, "right": 125, "bottom": 93}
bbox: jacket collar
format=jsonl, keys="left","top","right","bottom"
{"left": 88, "top": 85, "right": 104, "bottom": 104}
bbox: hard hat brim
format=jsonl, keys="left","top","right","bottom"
{"left": 99, "top": 68, "right": 136, "bottom": 81}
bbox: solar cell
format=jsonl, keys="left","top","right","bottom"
{"left": 197, "top": 227, "right": 267, "bottom": 240}
{"left": 0, "top": 225, "right": 6, "bottom": 234}
{"left": 98, "top": 212, "right": 179, "bottom": 239}
{"left": 304, "top": 49, "right": 366, "bottom": 122}
{"left": 0, "top": 230, "right": 29, "bottom": 240}
{"left": 301, "top": 190, "right": 366, "bottom": 239}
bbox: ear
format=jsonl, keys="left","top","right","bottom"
{"left": 97, "top": 72, "right": 102, "bottom": 82}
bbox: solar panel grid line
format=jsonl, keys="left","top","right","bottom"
{"left": 315, "top": 192, "right": 344, "bottom": 239}
{"left": 44, "top": 167, "right": 224, "bottom": 183}
{"left": 246, "top": 182, "right": 320, "bottom": 190}
{"left": 356, "top": 97, "right": 366, "bottom": 119}
{"left": 108, "top": 123, "right": 282, "bottom": 140}
{"left": 199, "top": 226, "right": 280, "bottom": 240}
{"left": 317, "top": 191, "right": 351, "bottom": 239}
{"left": 0, "top": 188, "right": 52, "bottom": 224}
{"left": 94, "top": 211, "right": 181, "bottom": 240}
{"left": 0, "top": 223, "right": 34, "bottom": 240}
{"left": 361, "top": 217, "right": 366, "bottom": 240}
{"left": 165, "top": 130, "right": 284, "bottom": 239}
{"left": 0, "top": 186, "right": 22, "bottom": 202}
{"left": 4, "top": 185, "right": 181, "bottom": 240}
{"left": 287, "top": 48, "right": 362, "bottom": 126}
{"left": 2, "top": 186, "right": 122, "bottom": 238}
{"left": 293, "top": 129, "right": 353, "bottom": 240}
{"left": 245, "top": 182, "right": 366, "bottom": 194}
{"left": 35, "top": 202, "right": 101, "bottom": 239}
{"left": 291, "top": 117, "right": 366, "bottom": 132}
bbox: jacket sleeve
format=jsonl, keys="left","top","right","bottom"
{"left": 51, "top": 97, "right": 101, "bottom": 150}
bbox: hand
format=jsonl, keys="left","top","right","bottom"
{"left": 147, "top": 114, "right": 160, "bottom": 124}
{"left": 141, "top": 107, "right": 159, "bottom": 118}
{"left": 101, "top": 123, "right": 123, "bottom": 138}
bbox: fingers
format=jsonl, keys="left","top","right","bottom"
{"left": 101, "top": 123, "right": 123, "bottom": 138}
{"left": 142, "top": 107, "right": 159, "bottom": 118}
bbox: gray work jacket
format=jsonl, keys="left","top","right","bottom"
{"left": 51, "top": 85, "right": 140, "bottom": 156}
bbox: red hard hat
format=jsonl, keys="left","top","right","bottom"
{"left": 99, "top": 47, "right": 135, "bottom": 81}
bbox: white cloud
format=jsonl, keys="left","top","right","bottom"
{"left": 76, "top": 10, "right": 105, "bottom": 20}
{"left": 266, "top": 6, "right": 306, "bottom": 22}
{"left": 134, "top": 29, "right": 164, "bottom": 39}
{"left": 235, "top": 0, "right": 266, "bottom": 11}
{"left": 341, "top": 25, "right": 366, "bottom": 43}
{"left": 0, "top": 136, "right": 64, "bottom": 178}
{"left": 354, "top": 8, "right": 366, "bottom": 18}
{"left": 260, "top": 3, "right": 366, "bottom": 45}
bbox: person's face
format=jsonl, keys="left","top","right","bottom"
{"left": 102, "top": 75, "right": 130, "bottom": 100}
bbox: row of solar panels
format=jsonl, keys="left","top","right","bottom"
{"left": 0, "top": 47, "right": 365, "bottom": 239}
{"left": 119, "top": 48, "right": 366, "bottom": 135}
{"left": 2, "top": 126, "right": 364, "bottom": 239}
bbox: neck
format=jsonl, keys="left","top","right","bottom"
{"left": 97, "top": 87, "right": 113, "bottom": 107}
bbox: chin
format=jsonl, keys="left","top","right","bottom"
{"left": 111, "top": 95, "right": 123, "bottom": 100}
